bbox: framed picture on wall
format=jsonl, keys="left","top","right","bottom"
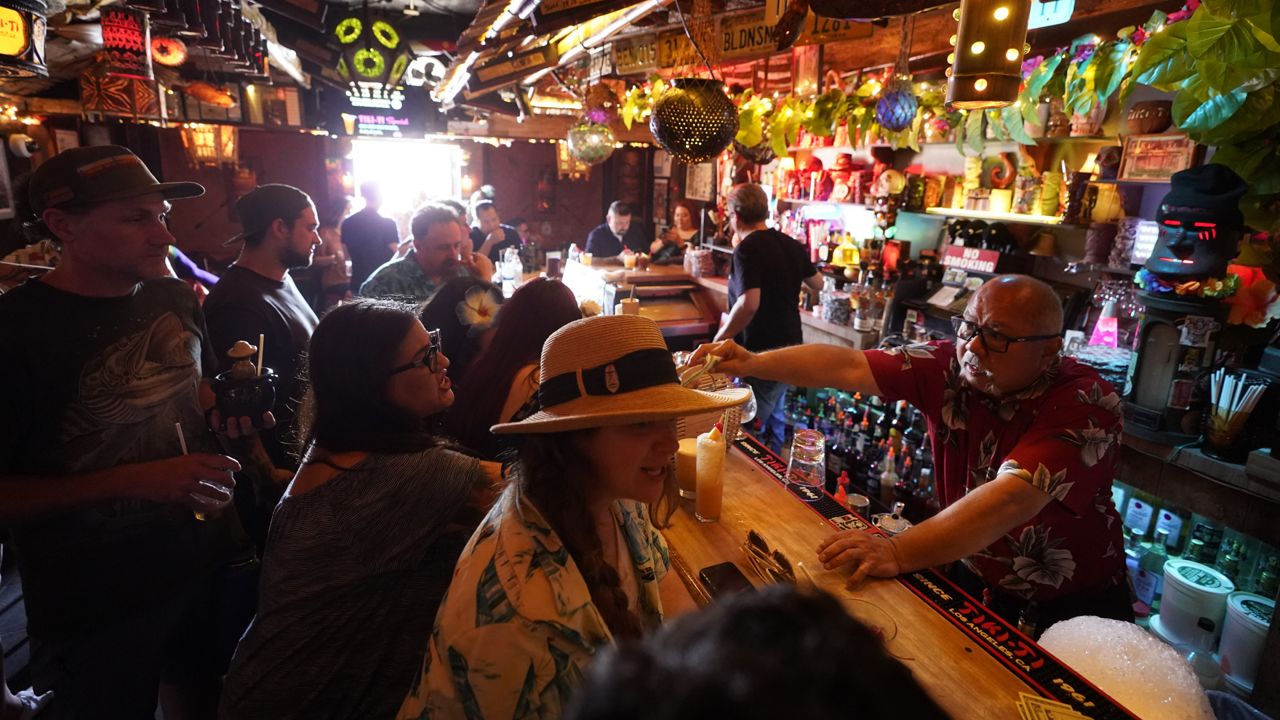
{"left": 653, "top": 177, "right": 669, "bottom": 225}
{"left": 653, "top": 149, "right": 672, "bottom": 178}
{"left": 53, "top": 129, "right": 80, "bottom": 155}
{"left": 686, "top": 161, "right": 714, "bottom": 202}
{"left": 1118, "top": 133, "right": 1202, "bottom": 182}
{"left": 0, "top": 149, "right": 13, "bottom": 220}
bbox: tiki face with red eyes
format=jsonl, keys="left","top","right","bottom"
{"left": 1146, "top": 204, "right": 1239, "bottom": 280}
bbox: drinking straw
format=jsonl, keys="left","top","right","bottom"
{"left": 255, "top": 333, "right": 265, "bottom": 375}
{"left": 174, "top": 421, "right": 189, "bottom": 455}
{"left": 630, "top": 284, "right": 637, "bottom": 300}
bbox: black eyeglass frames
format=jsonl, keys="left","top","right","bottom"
{"left": 389, "top": 329, "right": 442, "bottom": 375}
{"left": 950, "top": 316, "right": 1059, "bottom": 354}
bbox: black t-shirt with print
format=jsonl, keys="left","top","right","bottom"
{"left": 204, "top": 265, "right": 318, "bottom": 470}
{"left": 0, "top": 278, "right": 245, "bottom": 640}
{"left": 727, "top": 228, "right": 816, "bottom": 352}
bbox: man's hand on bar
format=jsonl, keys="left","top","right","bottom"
{"left": 688, "top": 339, "right": 756, "bottom": 376}
{"left": 817, "top": 531, "right": 902, "bottom": 586}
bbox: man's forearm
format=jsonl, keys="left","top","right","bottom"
{"left": 750, "top": 344, "right": 879, "bottom": 394}
{"left": 713, "top": 299, "right": 755, "bottom": 342}
{"left": 892, "top": 474, "right": 1050, "bottom": 572}
{"left": 0, "top": 467, "right": 136, "bottom": 525}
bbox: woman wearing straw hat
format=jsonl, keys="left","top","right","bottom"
{"left": 398, "top": 315, "right": 750, "bottom": 720}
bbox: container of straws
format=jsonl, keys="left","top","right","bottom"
{"left": 1203, "top": 368, "right": 1267, "bottom": 463}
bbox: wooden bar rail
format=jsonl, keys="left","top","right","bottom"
{"left": 660, "top": 438, "right": 1138, "bottom": 720}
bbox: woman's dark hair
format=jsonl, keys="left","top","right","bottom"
{"left": 419, "top": 276, "right": 503, "bottom": 388}
{"left": 514, "top": 432, "right": 644, "bottom": 640}
{"left": 446, "top": 278, "right": 579, "bottom": 458}
{"left": 297, "top": 299, "right": 439, "bottom": 454}
{"left": 565, "top": 584, "right": 953, "bottom": 720}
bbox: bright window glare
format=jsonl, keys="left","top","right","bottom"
{"left": 351, "top": 139, "right": 462, "bottom": 222}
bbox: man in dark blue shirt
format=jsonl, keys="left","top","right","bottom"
{"left": 584, "top": 201, "right": 649, "bottom": 261}
{"left": 341, "top": 182, "right": 399, "bottom": 289}
{"left": 468, "top": 199, "right": 521, "bottom": 262}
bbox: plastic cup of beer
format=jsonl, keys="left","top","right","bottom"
{"left": 695, "top": 431, "right": 726, "bottom": 522}
{"left": 190, "top": 480, "right": 234, "bottom": 521}
{"left": 623, "top": 253, "right": 637, "bottom": 269}
{"left": 581, "top": 252, "right": 593, "bottom": 266}
{"left": 676, "top": 437, "right": 698, "bottom": 499}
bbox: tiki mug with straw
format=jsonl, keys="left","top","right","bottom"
{"left": 211, "top": 336, "right": 277, "bottom": 427}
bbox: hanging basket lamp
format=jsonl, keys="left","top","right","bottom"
{"left": 945, "top": 0, "right": 1032, "bottom": 109}
{"left": 649, "top": 78, "right": 738, "bottom": 164}
{"left": 566, "top": 120, "right": 615, "bottom": 166}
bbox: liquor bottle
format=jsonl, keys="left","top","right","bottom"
{"left": 1125, "top": 529, "right": 1156, "bottom": 614}
{"left": 1257, "top": 556, "right": 1279, "bottom": 597}
{"left": 890, "top": 400, "right": 910, "bottom": 452}
{"left": 1140, "top": 529, "right": 1170, "bottom": 610}
{"left": 1153, "top": 507, "right": 1187, "bottom": 555}
{"left": 878, "top": 447, "right": 898, "bottom": 507}
{"left": 1218, "top": 540, "right": 1242, "bottom": 584}
{"left": 913, "top": 467, "right": 937, "bottom": 522}
{"left": 865, "top": 439, "right": 884, "bottom": 499}
{"left": 1122, "top": 494, "right": 1155, "bottom": 540}
{"left": 825, "top": 426, "right": 848, "bottom": 492}
{"left": 921, "top": 468, "right": 941, "bottom": 518}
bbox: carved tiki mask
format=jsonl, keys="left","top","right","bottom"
{"left": 1145, "top": 164, "right": 1247, "bottom": 280}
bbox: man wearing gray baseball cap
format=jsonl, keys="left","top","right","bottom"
{"left": 0, "top": 145, "right": 257, "bottom": 718}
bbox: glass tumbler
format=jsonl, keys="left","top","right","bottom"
{"left": 787, "top": 429, "right": 825, "bottom": 501}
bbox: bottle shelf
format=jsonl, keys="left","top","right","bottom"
{"left": 924, "top": 207, "right": 1064, "bottom": 226}
{"left": 777, "top": 198, "right": 871, "bottom": 208}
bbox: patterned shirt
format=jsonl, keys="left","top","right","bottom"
{"left": 398, "top": 489, "right": 671, "bottom": 720}
{"left": 359, "top": 250, "right": 444, "bottom": 302}
{"left": 865, "top": 341, "right": 1126, "bottom": 603}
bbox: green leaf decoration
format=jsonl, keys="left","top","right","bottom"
{"left": 1142, "top": 9, "right": 1168, "bottom": 34}
{"left": 1212, "top": 143, "right": 1269, "bottom": 183}
{"left": 987, "top": 109, "right": 1010, "bottom": 141}
{"left": 965, "top": 109, "right": 986, "bottom": 155}
{"left": 955, "top": 110, "right": 968, "bottom": 156}
{"left": 1132, "top": 22, "right": 1192, "bottom": 89}
{"left": 1195, "top": 85, "right": 1278, "bottom": 145}
{"left": 1002, "top": 104, "right": 1037, "bottom": 145}
{"left": 1187, "top": 10, "right": 1261, "bottom": 62}
{"left": 1174, "top": 83, "right": 1247, "bottom": 133}
{"left": 1023, "top": 52, "right": 1065, "bottom": 102}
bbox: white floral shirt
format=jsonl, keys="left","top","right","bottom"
{"left": 868, "top": 341, "right": 1127, "bottom": 602}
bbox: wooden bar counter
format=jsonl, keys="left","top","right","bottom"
{"left": 661, "top": 438, "right": 1138, "bottom": 720}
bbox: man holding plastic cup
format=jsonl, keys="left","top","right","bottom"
{"left": 0, "top": 146, "right": 264, "bottom": 717}
{"left": 691, "top": 275, "right": 1130, "bottom": 635}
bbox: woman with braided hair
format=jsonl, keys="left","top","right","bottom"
{"left": 398, "top": 315, "right": 751, "bottom": 720}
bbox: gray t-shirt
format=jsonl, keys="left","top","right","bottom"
{"left": 220, "top": 446, "right": 483, "bottom": 720}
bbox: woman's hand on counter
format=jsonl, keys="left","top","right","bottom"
{"left": 816, "top": 531, "right": 902, "bottom": 586}
{"left": 688, "top": 339, "right": 757, "bottom": 377}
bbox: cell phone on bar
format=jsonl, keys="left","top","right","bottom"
{"left": 699, "top": 562, "right": 754, "bottom": 598}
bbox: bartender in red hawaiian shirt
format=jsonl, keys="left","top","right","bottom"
{"left": 692, "top": 275, "right": 1131, "bottom": 633}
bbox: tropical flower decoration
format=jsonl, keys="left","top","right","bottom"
{"left": 455, "top": 285, "right": 502, "bottom": 337}
{"left": 1223, "top": 264, "right": 1280, "bottom": 328}
{"left": 1135, "top": 268, "right": 1240, "bottom": 299}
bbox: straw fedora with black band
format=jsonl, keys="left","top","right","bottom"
{"left": 491, "top": 315, "right": 750, "bottom": 434}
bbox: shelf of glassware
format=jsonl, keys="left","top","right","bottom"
{"left": 923, "top": 207, "right": 1065, "bottom": 226}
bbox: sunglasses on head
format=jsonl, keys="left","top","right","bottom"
{"left": 389, "top": 329, "right": 442, "bottom": 375}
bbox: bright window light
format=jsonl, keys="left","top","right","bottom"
{"left": 350, "top": 139, "right": 463, "bottom": 227}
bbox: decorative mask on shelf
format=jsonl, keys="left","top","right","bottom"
{"left": 1145, "top": 164, "right": 1247, "bottom": 281}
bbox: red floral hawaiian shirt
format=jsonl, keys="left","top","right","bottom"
{"left": 865, "top": 341, "right": 1127, "bottom": 603}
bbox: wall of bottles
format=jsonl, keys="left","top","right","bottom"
{"left": 780, "top": 386, "right": 938, "bottom": 522}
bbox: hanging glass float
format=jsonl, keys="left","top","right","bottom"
{"left": 566, "top": 120, "right": 615, "bottom": 166}
{"left": 875, "top": 17, "right": 917, "bottom": 133}
{"left": 649, "top": 78, "right": 738, "bottom": 164}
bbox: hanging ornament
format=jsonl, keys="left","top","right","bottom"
{"left": 150, "top": 36, "right": 188, "bottom": 66}
{"left": 875, "top": 17, "right": 918, "bottom": 133}
{"left": 946, "top": 0, "right": 1031, "bottom": 109}
{"left": 649, "top": 78, "right": 738, "bottom": 164}
{"left": 0, "top": 0, "right": 48, "bottom": 77}
{"left": 333, "top": 3, "right": 409, "bottom": 88}
{"left": 100, "top": 4, "right": 153, "bottom": 80}
{"left": 566, "top": 120, "right": 615, "bottom": 166}
{"left": 583, "top": 83, "right": 619, "bottom": 125}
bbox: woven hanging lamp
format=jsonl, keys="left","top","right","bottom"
{"left": 650, "top": 78, "right": 738, "bottom": 163}
{"left": 566, "top": 119, "right": 615, "bottom": 165}
{"left": 945, "top": 0, "right": 1032, "bottom": 109}
{"left": 875, "top": 17, "right": 918, "bottom": 132}
{"left": 0, "top": 0, "right": 48, "bottom": 77}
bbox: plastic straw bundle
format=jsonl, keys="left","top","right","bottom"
{"left": 1207, "top": 368, "right": 1264, "bottom": 435}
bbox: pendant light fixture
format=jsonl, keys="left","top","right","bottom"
{"left": 100, "top": 4, "right": 153, "bottom": 80}
{"left": 945, "top": 0, "right": 1032, "bottom": 109}
{"left": 333, "top": 0, "right": 409, "bottom": 88}
{"left": 0, "top": 0, "right": 48, "bottom": 77}
{"left": 650, "top": 78, "right": 738, "bottom": 163}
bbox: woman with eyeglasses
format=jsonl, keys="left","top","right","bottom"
{"left": 398, "top": 315, "right": 750, "bottom": 720}
{"left": 220, "top": 299, "right": 499, "bottom": 720}
{"left": 691, "top": 274, "right": 1131, "bottom": 637}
